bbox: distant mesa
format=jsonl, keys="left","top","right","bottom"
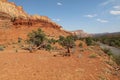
{"left": 92, "top": 32, "right": 120, "bottom": 37}
{"left": 71, "top": 30, "right": 90, "bottom": 38}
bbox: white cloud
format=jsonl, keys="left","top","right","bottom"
{"left": 101, "top": 0, "right": 115, "bottom": 6}
{"left": 101, "top": 0, "right": 120, "bottom": 6}
{"left": 52, "top": 18, "right": 60, "bottom": 22}
{"left": 110, "top": 10, "right": 120, "bottom": 15}
{"left": 84, "top": 14, "right": 97, "bottom": 18}
{"left": 113, "top": 6, "right": 120, "bottom": 10}
{"left": 57, "top": 2, "right": 62, "bottom": 6}
{"left": 97, "top": 19, "right": 109, "bottom": 23}
{"left": 56, "top": 19, "right": 60, "bottom": 21}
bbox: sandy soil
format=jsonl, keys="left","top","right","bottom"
{"left": 0, "top": 44, "right": 119, "bottom": 80}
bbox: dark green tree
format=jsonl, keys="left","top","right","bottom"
{"left": 27, "top": 28, "right": 46, "bottom": 52}
{"left": 58, "top": 35, "right": 75, "bottom": 55}
{"left": 48, "top": 38, "right": 56, "bottom": 44}
{"left": 85, "top": 37, "right": 93, "bottom": 46}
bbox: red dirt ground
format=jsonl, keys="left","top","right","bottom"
{"left": 0, "top": 41, "right": 119, "bottom": 80}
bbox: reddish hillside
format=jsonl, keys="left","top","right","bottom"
{"left": 0, "top": 0, "right": 70, "bottom": 44}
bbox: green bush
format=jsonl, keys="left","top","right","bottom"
{"left": 26, "top": 28, "right": 47, "bottom": 52}
{"left": 95, "top": 36, "right": 120, "bottom": 48}
{"left": 18, "top": 37, "right": 22, "bottom": 43}
{"left": 85, "top": 37, "right": 93, "bottom": 46}
{"left": 102, "top": 48, "right": 112, "bottom": 56}
{"left": 72, "top": 35, "right": 79, "bottom": 41}
{"left": 44, "top": 44, "right": 52, "bottom": 51}
{"left": 0, "top": 45, "right": 5, "bottom": 51}
{"left": 58, "top": 35, "right": 75, "bottom": 53}
{"left": 27, "top": 28, "right": 56, "bottom": 52}
{"left": 113, "top": 55, "right": 120, "bottom": 66}
{"left": 79, "top": 43, "right": 83, "bottom": 48}
{"left": 89, "top": 53, "right": 97, "bottom": 58}
{"left": 48, "top": 38, "right": 56, "bottom": 44}
{"left": 27, "top": 28, "right": 46, "bottom": 47}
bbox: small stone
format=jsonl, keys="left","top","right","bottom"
{"left": 78, "top": 53, "right": 82, "bottom": 58}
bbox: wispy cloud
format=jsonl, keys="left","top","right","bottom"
{"left": 109, "top": 5, "right": 120, "bottom": 15}
{"left": 101, "top": 0, "right": 115, "bottom": 6}
{"left": 113, "top": 6, "right": 120, "bottom": 10}
{"left": 52, "top": 18, "right": 60, "bottom": 22}
{"left": 57, "top": 2, "right": 62, "bottom": 6}
{"left": 96, "top": 19, "right": 109, "bottom": 23}
{"left": 110, "top": 10, "right": 120, "bottom": 15}
{"left": 84, "top": 14, "right": 97, "bottom": 18}
{"left": 100, "top": 0, "right": 120, "bottom": 6}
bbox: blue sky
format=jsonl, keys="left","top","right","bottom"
{"left": 8, "top": 0, "right": 120, "bottom": 33}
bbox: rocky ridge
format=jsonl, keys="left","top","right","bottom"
{"left": 0, "top": 0, "right": 70, "bottom": 44}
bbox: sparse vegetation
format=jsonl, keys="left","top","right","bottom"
{"left": 93, "top": 36, "right": 120, "bottom": 48}
{"left": 79, "top": 43, "right": 83, "bottom": 48}
{"left": 18, "top": 37, "right": 22, "bottom": 43}
{"left": 27, "top": 28, "right": 47, "bottom": 52}
{"left": 89, "top": 53, "right": 97, "bottom": 58}
{"left": 113, "top": 55, "right": 120, "bottom": 66}
{"left": 72, "top": 35, "right": 79, "bottom": 41}
{"left": 102, "top": 48, "right": 112, "bottom": 56}
{"left": 0, "top": 45, "right": 5, "bottom": 51}
{"left": 48, "top": 38, "right": 56, "bottom": 44}
{"left": 27, "top": 28, "right": 46, "bottom": 47}
{"left": 102, "top": 48, "right": 120, "bottom": 66}
{"left": 98, "top": 75, "right": 107, "bottom": 80}
{"left": 0, "top": 1, "right": 120, "bottom": 80}
{"left": 85, "top": 37, "right": 93, "bottom": 46}
{"left": 58, "top": 35, "right": 75, "bottom": 55}
{"left": 44, "top": 44, "right": 52, "bottom": 51}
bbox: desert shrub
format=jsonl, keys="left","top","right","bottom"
{"left": 98, "top": 75, "right": 107, "bottom": 80}
{"left": 0, "top": 45, "right": 5, "bottom": 51}
{"left": 15, "top": 49, "right": 18, "bottom": 53}
{"left": 27, "top": 28, "right": 46, "bottom": 47}
{"left": 102, "top": 48, "right": 120, "bottom": 66}
{"left": 113, "top": 55, "right": 120, "bottom": 66}
{"left": 89, "top": 53, "right": 97, "bottom": 58}
{"left": 26, "top": 28, "right": 55, "bottom": 52}
{"left": 18, "top": 37, "right": 22, "bottom": 43}
{"left": 102, "top": 48, "right": 112, "bottom": 56}
{"left": 79, "top": 38, "right": 85, "bottom": 41}
{"left": 85, "top": 37, "right": 93, "bottom": 46}
{"left": 58, "top": 35, "right": 75, "bottom": 54}
{"left": 72, "top": 35, "right": 79, "bottom": 41}
{"left": 44, "top": 44, "right": 52, "bottom": 51}
{"left": 58, "top": 36, "right": 65, "bottom": 43}
{"left": 95, "top": 36, "right": 120, "bottom": 48}
{"left": 26, "top": 28, "right": 47, "bottom": 52}
{"left": 79, "top": 43, "right": 83, "bottom": 48}
{"left": 48, "top": 38, "right": 56, "bottom": 44}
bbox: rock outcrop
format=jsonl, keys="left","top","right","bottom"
{"left": 0, "top": 0, "right": 61, "bottom": 28}
{"left": 0, "top": 0, "right": 70, "bottom": 44}
{"left": 71, "top": 30, "right": 90, "bottom": 38}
